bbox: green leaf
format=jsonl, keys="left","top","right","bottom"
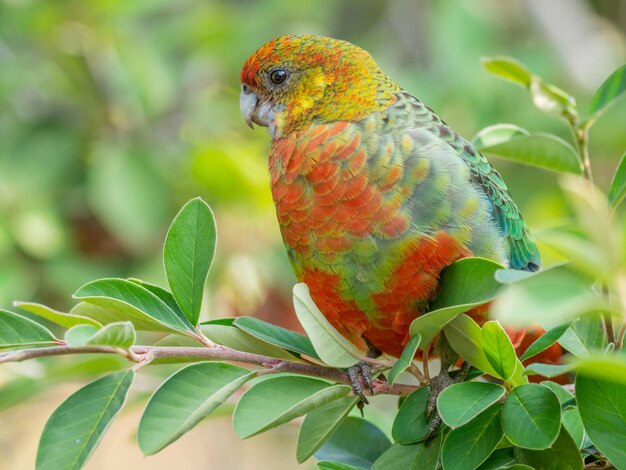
{"left": 520, "top": 322, "right": 570, "bottom": 361}
{"left": 502, "top": 384, "right": 561, "bottom": 450}
{"left": 576, "top": 374, "right": 626, "bottom": 468}
{"left": 494, "top": 268, "right": 540, "bottom": 284}
{"left": 471, "top": 124, "right": 529, "bottom": 148}
{"left": 562, "top": 407, "right": 585, "bottom": 449}
{"left": 541, "top": 381, "right": 575, "bottom": 405}
{"left": 492, "top": 266, "right": 601, "bottom": 328}
{"left": 570, "top": 354, "right": 626, "bottom": 385}
{"left": 233, "top": 375, "right": 351, "bottom": 439}
{"left": 13, "top": 301, "right": 101, "bottom": 328}
{"left": 589, "top": 64, "right": 626, "bottom": 115}
{"left": 164, "top": 198, "right": 216, "bottom": 326}
{"left": 608, "top": 151, "right": 626, "bottom": 208}
{"left": 85, "top": 322, "right": 135, "bottom": 348}
{"left": 475, "top": 132, "right": 582, "bottom": 174}
{"left": 0, "top": 309, "right": 57, "bottom": 348}
{"left": 201, "top": 324, "right": 299, "bottom": 360}
{"left": 524, "top": 363, "right": 575, "bottom": 378}
{"left": 293, "top": 283, "right": 360, "bottom": 367}
{"left": 315, "top": 417, "right": 391, "bottom": 469}
{"left": 529, "top": 77, "right": 577, "bottom": 117}
{"left": 36, "top": 370, "right": 134, "bottom": 470}
{"left": 372, "top": 435, "right": 441, "bottom": 470}
{"left": 476, "top": 448, "right": 515, "bottom": 470}
{"left": 438, "top": 382, "right": 505, "bottom": 429}
{"left": 65, "top": 325, "right": 99, "bottom": 347}
{"left": 410, "top": 258, "right": 503, "bottom": 348}
{"left": 317, "top": 461, "right": 362, "bottom": 470}
{"left": 514, "top": 426, "right": 583, "bottom": 470}
{"left": 128, "top": 279, "right": 186, "bottom": 320}
{"left": 441, "top": 403, "right": 504, "bottom": 470}
{"left": 481, "top": 57, "right": 532, "bottom": 87}
{"left": 443, "top": 314, "right": 499, "bottom": 377}
{"left": 392, "top": 386, "right": 438, "bottom": 444}
{"left": 558, "top": 312, "right": 606, "bottom": 358}
{"left": 138, "top": 362, "right": 254, "bottom": 455}
{"left": 73, "top": 278, "right": 194, "bottom": 333}
{"left": 233, "top": 316, "right": 319, "bottom": 359}
{"left": 297, "top": 396, "right": 359, "bottom": 463}
{"left": 388, "top": 334, "right": 420, "bottom": 384}
{"left": 481, "top": 321, "right": 519, "bottom": 381}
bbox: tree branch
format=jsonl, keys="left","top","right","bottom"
{"left": 0, "top": 344, "right": 420, "bottom": 397}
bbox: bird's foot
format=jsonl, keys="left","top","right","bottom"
{"left": 347, "top": 361, "right": 374, "bottom": 405}
{"left": 425, "top": 361, "right": 470, "bottom": 440}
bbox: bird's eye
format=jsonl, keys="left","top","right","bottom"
{"left": 269, "top": 69, "right": 288, "bottom": 85}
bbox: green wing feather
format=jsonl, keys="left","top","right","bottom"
{"left": 397, "top": 92, "right": 541, "bottom": 271}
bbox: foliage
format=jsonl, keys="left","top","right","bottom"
{"left": 0, "top": 55, "right": 625, "bottom": 470}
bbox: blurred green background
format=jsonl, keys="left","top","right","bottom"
{"left": 0, "top": 0, "right": 624, "bottom": 468}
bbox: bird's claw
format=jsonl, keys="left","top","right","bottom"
{"left": 347, "top": 361, "right": 373, "bottom": 405}
{"left": 425, "top": 361, "right": 470, "bottom": 440}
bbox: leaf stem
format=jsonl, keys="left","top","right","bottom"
{"left": 0, "top": 344, "right": 420, "bottom": 397}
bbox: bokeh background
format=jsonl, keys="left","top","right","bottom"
{"left": 0, "top": 0, "right": 625, "bottom": 468}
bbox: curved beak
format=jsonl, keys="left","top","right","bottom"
{"left": 240, "top": 87, "right": 258, "bottom": 130}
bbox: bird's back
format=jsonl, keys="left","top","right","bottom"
{"left": 268, "top": 90, "right": 539, "bottom": 356}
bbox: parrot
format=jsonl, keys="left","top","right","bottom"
{"left": 239, "top": 34, "right": 542, "bottom": 432}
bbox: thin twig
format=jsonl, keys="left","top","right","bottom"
{"left": 0, "top": 344, "right": 420, "bottom": 397}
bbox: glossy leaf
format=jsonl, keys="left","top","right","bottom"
{"left": 315, "top": 417, "right": 391, "bottom": 469}
{"left": 164, "top": 198, "right": 216, "bottom": 326}
{"left": 529, "top": 77, "right": 577, "bottom": 117}
{"left": 372, "top": 435, "right": 441, "bottom": 470}
{"left": 85, "top": 322, "right": 135, "bottom": 348}
{"left": 558, "top": 312, "right": 606, "bottom": 358}
{"left": 293, "top": 283, "right": 360, "bottom": 368}
{"left": 562, "top": 407, "right": 585, "bottom": 449}
{"left": 73, "top": 278, "right": 194, "bottom": 333}
{"left": 0, "top": 309, "right": 57, "bottom": 348}
{"left": 297, "top": 396, "right": 359, "bottom": 463}
{"left": 36, "top": 370, "right": 134, "bottom": 470}
{"left": 139, "top": 362, "right": 254, "bottom": 454}
{"left": 201, "top": 324, "right": 298, "bottom": 360}
{"left": 571, "top": 354, "right": 626, "bottom": 385}
{"left": 475, "top": 132, "right": 582, "bottom": 174}
{"left": 233, "top": 376, "right": 351, "bottom": 438}
{"left": 481, "top": 57, "right": 532, "bottom": 87}
{"left": 524, "top": 363, "right": 575, "bottom": 378}
{"left": 128, "top": 279, "right": 185, "bottom": 320}
{"left": 481, "top": 321, "right": 518, "bottom": 380}
{"left": 392, "top": 386, "right": 438, "bottom": 444}
{"left": 476, "top": 448, "right": 515, "bottom": 470}
{"left": 13, "top": 301, "right": 101, "bottom": 328}
{"left": 444, "top": 314, "right": 499, "bottom": 377}
{"left": 472, "top": 124, "right": 528, "bottom": 148}
{"left": 65, "top": 325, "right": 99, "bottom": 347}
{"left": 514, "top": 426, "right": 583, "bottom": 470}
{"left": 317, "top": 461, "right": 362, "bottom": 470}
{"left": 576, "top": 374, "right": 626, "bottom": 468}
{"left": 589, "top": 64, "right": 626, "bottom": 115}
{"left": 441, "top": 403, "right": 503, "bottom": 470}
{"left": 233, "top": 316, "right": 318, "bottom": 359}
{"left": 502, "top": 384, "right": 561, "bottom": 450}
{"left": 608, "top": 151, "right": 626, "bottom": 208}
{"left": 438, "top": 382, "right": 505, "bottom": 428}
{"left": 520, "top": 322, "right": 570, "bottom": 361}
{"left": 388, "top": 334, "right": 420, "bottom": 385}
{"left": 410, "top": 258, "right": 503, "bottom": 348}
{"left": 541, "top": 381, "right": 575, "bottom": 405}
{"left": 492, "top": 266, "right": 600, "bottom": 328}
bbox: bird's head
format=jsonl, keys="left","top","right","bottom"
{"left": 240, "top": 35, "right": 399, "bottom": 137}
